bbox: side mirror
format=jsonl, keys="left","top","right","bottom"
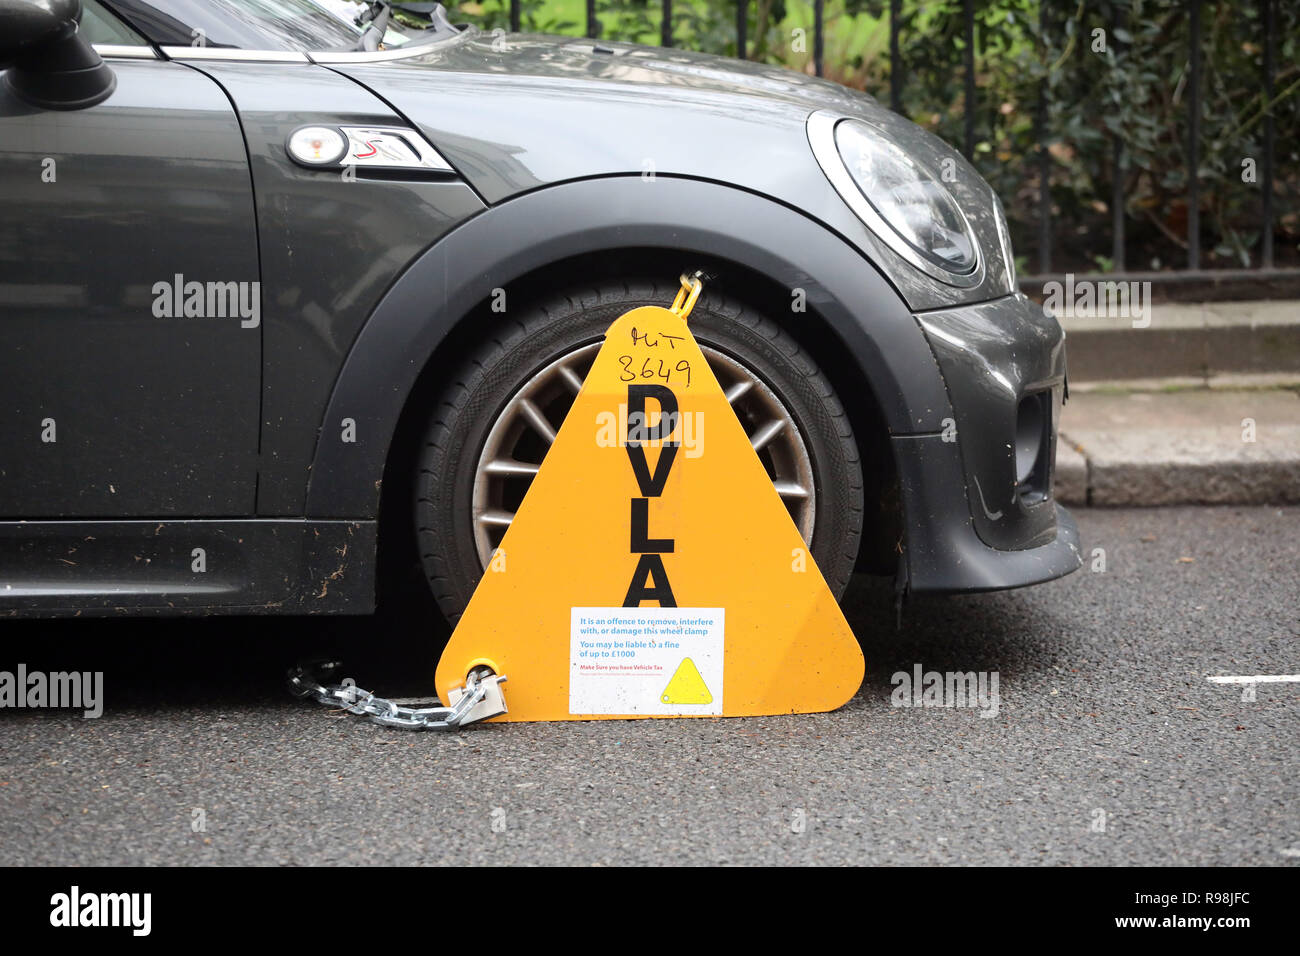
{"left": 0, "top": 0, "right": 115, "bottom": 110}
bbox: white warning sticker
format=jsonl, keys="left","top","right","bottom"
{"left": 570, "top": 607, "right": 724, "bottom": 715}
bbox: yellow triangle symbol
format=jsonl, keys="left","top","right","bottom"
{"left": 435, "top": 303, "right": 863, "bottom": 720}
{"left": 661, "top": 658, "right": 712, "bottom": 705}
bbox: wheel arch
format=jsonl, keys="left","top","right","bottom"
{"left": 306, "top": 177, "right": 954, "bottom": 577}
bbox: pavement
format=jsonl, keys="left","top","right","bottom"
{"left": 1056, "top": 383, "right": 1300, "bottom": 507}
{"left": 1042, "top": 298, "right": 1300, "bottom": 382}
{"left": 0, "top": 506, "right": 1295, "bottom": 866}
{"left": 1013, "top": 294, "right": 1300, "bottom": 507}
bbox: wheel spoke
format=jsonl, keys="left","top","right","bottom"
{"left": 517, "top": 398, "right": 557, "bottom": 444}
{"left": 773, "top": 480, "right": 810, "bottom": 499}
{"left": 483, "top": 458, "right": 541, "bottom": 477}
{"left": 749, "top": 419, "right": 785, "bottom": 453}
{"left": 557, "top": 364, "right": 586, "bottom": 394}
{"left": 724, "top": 379, "right": 753, "bottom": 405}
{"left": 477, "top": 509, "right": 515, "bottom": 527}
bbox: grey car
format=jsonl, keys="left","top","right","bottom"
{"left": 0, "top": 0, "right": 1081, "bottom": 624}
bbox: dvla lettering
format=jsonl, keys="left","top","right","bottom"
{"left": 624, "top": 384, "right": 679, "bottom": 607}
{"left": 49, "top": 886, "right": 151, "bottom": 936}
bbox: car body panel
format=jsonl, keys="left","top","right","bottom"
{"left": 918, "top": 293, "right": 1068, "bottom": 551}
{"left": 0, "top": 518, "right": 373, "bottom": 615}
{"left": 0, "top": 57, "right": 261, "bottom": 517}
{"left": 328, "top": 31, "right": 1016, "bottom": 312}
{"left": 178, "top": 60, "right": 487, "bottom": 514}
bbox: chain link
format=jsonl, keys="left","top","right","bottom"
{"left": 288, "top": 660, "right": 507, "bottom": 730}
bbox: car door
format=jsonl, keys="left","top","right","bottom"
{"left": 0, "top": 13, "right": 260, "bottom": 518}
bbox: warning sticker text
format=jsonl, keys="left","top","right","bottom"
{"left": 570, "top": 607, "right": 724, "bottom": 715}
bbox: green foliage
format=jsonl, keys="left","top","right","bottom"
{"left": 452, "top": 0, "right": 576, "bottom": 33}
{"left": 970, "top": 0, "right": 1300, "bottom": 270}
{"left": 448, "top": 0, "right": 1299, "bottom": 270}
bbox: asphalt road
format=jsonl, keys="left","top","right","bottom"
{"left": 1, "top": 506, "right": 1296, "bottom": 866}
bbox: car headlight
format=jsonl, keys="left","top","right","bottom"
{"left": 808, "top": 112, "right": 981, "bottom": 284}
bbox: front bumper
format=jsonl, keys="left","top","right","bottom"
{"left": 897, "top": 291, "right": 1083, "bottom": 593}
{"left": 893, "top": 432, "right": 1082, "bottom": 593}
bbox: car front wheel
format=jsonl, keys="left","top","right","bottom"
{"left": 415, "top": 280, "right": 864, "bottom": 624}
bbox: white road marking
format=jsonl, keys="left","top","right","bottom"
{"left": 1207, "top": 675, "right": 1300, "bottom": 684}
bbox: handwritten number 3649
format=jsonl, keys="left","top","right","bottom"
{"left": 618, "top": 355, "right": 692, "bottom": 387}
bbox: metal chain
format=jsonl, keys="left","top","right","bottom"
{"left": 288, "top": 660, "right": 507, "bottom": 730}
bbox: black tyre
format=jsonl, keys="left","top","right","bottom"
{"left": 415, "top": 280, "right": 864, "bottom": 623}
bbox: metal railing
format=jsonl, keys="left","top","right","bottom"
{"left": 501, "top": 0, "right": 1290, "bottom": 285}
